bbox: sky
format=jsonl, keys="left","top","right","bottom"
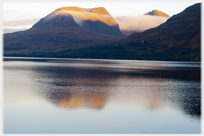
{"left": 3, "top": 0, "right": 201, "bottom": 19}
{"left": 2, "top": 0, "right": 202, "bottom": 33}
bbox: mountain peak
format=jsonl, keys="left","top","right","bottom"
{"left": 56, "top": 7, "right": 87, "bottom": 12}
{"left": 145, "top": 10, "right": 170, "bottom": 17}
{"left": 32, "top": 6, "right": 124, "bottom": 38}
{"left": 47, "top": 6, "right": 117, "bottom": 26}
{"left": 56, "top": 6, "right": 110, "bottom": 15}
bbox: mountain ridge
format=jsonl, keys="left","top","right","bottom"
{"left": 52, "top": 7, "right": 117, "bottom": 26}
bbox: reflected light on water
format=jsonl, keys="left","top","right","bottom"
{"left": 3, "top": 58, "right": 201, "bottom": 133}
{"left": 24, "top": 59, "right": 201, "bottom": 119}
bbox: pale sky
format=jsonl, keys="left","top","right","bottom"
{"left": 3, "top": 0, "right": 201, "bottom": 20}
{"left": 2, "top": 0, "right": 202, "bottom": 32}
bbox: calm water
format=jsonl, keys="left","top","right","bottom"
{"left": 3, "top": 57, "right": 201, "bottom": 134}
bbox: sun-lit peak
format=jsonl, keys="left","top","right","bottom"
{"left": 53, "top": 6, "right": 117, "bottom": 26}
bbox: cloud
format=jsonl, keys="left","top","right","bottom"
{"left": 3, "top": 18, "right": 40, "bottom": 26}
{"left": 3, "top": 18, "right": 40, "bottom": 33}
{"left": 3, "top": 18, "right": 40, "bottom": 30}
{"left": 3, "top": 28, "right": 28, "bottom": 34}
{"left": 115, "top": 15, "right": 169, "bottom": 33}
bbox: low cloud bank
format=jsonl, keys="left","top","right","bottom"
{"left": 3, "top": 18, "right": 40, "bottom": 27}
{"left": 115, "top": 15, "right": 169, "bottom": 33}
{"left": 3, "top": 18, "right": 40, "bottom": 33}
{"left": 3, "top": 28, "right": 27, "bottom": 34}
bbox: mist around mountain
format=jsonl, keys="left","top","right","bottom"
{"left": 114, "top": 9, "right": 170, "bottom": 36}
{"left": 115, "top": 15, "right": 169, "bottom": 36}
{"left": 4, "top": 3, "right": 201, "bottom": 62}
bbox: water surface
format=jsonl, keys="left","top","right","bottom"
{"left": 4, "top": 57, "right": 201, "bottom": 133}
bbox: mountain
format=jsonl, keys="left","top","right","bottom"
{"left": 36, "top": 3, "right": 200, "bottom": 61}
{"left": 4, "top": 7, "right": 125, "bottom": 55}
{"left": 4, "top": 3, "right": 201, "bottom": 62}
{"left": 53, "top": 7, "right": 125, "bottom": 37}
{"left": 145, "top": 9, "right": 170, "bottom": 17}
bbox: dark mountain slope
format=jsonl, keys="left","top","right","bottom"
{"left": 78, "top": 7, "right": 125, "bottom": 38}
{"left": 81, "top": 19, "right": 125, "bottom": 38}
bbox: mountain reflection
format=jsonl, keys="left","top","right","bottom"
{"left": 30, "top": 59, "right": 200, "bottom": 117}
{"left": 166, "top": 81, "right": 201, "bottom": 118}
{"left": 45, "top": 89, "right": 108, "bottom": 109}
